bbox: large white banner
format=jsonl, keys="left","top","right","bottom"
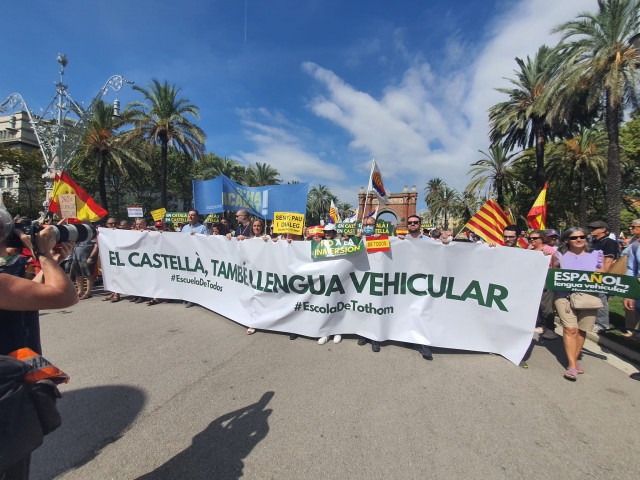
{"left": 98, "top": 229, "right": 550, "bottom": 364}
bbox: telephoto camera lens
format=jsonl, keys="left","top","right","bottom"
{"left": 51, "top": 224, "right": 96, "bottom": 243}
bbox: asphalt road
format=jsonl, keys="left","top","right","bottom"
{"left": 30, "top": 295, "right": 640, "bottom": 480}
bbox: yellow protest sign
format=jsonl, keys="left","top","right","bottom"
{"left": 151, "top": 208, "right": 167, "bottom": 221}
{"left": 366, "top": 235, "right": 390, "bottom": 252}
{"left": 204, "top": 213, "right": 221, "bottom": 224}
{"left": 273, "top": 212, "right": 304, "bottom": 235}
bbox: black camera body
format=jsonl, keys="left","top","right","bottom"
{"left": 5, "top": 219, "right": 96, "bottom": 250}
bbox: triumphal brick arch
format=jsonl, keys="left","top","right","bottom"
{"left": 357, "top": 185, "right": 418, "bottom": 229}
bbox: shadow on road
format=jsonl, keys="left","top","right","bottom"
{"left": 31, "top": 385, "right": 147, "bottom": 480}
{"left": 533, "top": 333, "right": 607, "bottom": 369}
{"left": 137, "top": 391, "right": 274, "bottom": 480}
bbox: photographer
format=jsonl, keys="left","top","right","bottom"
{"left": 0, "top": 210, "right": 78, "bottom": 480}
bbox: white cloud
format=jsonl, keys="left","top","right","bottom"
{"left": 234, "top": 0, "right": 596, "bottom": 204}
{"left": 300, "top": 0, "right": 596, "bottom": 193}
{"left": 233, "top": 108, "right": 348, "bottom": 184}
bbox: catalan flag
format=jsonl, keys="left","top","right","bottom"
{"left": 49, "top": 171, "right": 108, "bottom": 222}
{"left": 329, "top": 200, "right": 340, "bottom": 224}
{"left": 464, "top": 199, "right": 510, "bottom": 245}
{"left": 527, "top": 182, "right": 548, "bottom": 230}
{"left": 367, "top": 158, "right": 389, "bottom": 205}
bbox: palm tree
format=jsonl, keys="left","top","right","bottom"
{"left": 244, "top": 162, "right": 281, "bottom": 186}
{"left": 74, "top": 101, "right": 148, "bottom": 212}
{"left": 552, "top": 0, "right": 640, "bottom": 235}
{"left": 424, "top": 177, "right": 446, "bottom": 214}
{"left": 127, "top": 79, "right": 206, "bottom": 208}
{"left": 427, "top": 184, "right": 459, "bottom": 229}
{"left": 307, "top": 185, "right": 337, "bottom": 224}
{"left": 336, "top": 202, "right": 353, "bottom": 220}
{"left": 547, "top": 127, "right": 607, "bottom": 225}
{"left": 453, "top": 190, "right": 484, "bottom": 225}
{"left": 489, "top": 45, "right": 560, "bottom": 191}
{"left": 196, "top": 154, "right": 245, "bottom": 182}
{"left": 466, "top": 144, "right": 519, "bottom": 207}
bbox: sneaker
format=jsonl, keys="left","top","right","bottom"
{"left": 371, "top": 341, "right": 380, "bottom": 353}
{"left": 592, "top": 325, "right": 606, "bottom": 334}
{"left": 519, "top": 360, "right": 528, "bottom": 369}
{"left": 318, "top": 336, "right": 328, "bottom": 345}
{"left": 289, "top": 334, "right": 298, "bottom": 340}
{"left": 185, "top": 302, "right": 195, "bottom": 308}
{"left": 333, "top": 335, "right": 342, "bottom": 344}
{"left": 357, "top": 337, "right": 368, "bottom": 346}
{"left": 541, "top": 329, "right": 559, "bottom": 340}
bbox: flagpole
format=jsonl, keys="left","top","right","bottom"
{"left": 360, "top": 158, "right": 375, "bottom": 232}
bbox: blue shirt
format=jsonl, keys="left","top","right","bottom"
{"left": 181, "top": 223, "right": 208, "bottom": 235}
{"left": 626, "top": 240, "right": 640, "bottom": 277}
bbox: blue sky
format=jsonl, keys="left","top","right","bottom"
{"left": 1, "top": 0, "right": 596, "bottom": 212}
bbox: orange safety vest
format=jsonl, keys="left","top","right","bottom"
{"left": 8, "top": 348, "right": 69, "bottom": 384}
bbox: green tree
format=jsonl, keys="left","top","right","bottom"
{"left": 336, "top": 202, "right": 353, "bottom": 220}
{"left": 489, "top": 45, "right": 560, "bottom": 191}
{"left": 0, "top": 146, "right": 46, "bottom": 218}
{"left": 424, "top": 177, "right": 446, "bottom": 216}
{"left": 195, "top": 153, "right": 246, "bottom": 183}
{"left": 466, "top": 144, "right": 519, "bottom": 207}
{"left": 548, "top": 128, "right": 607, "bottom": 225}
{"left": 244, "top": 162, "right": 281, "bottom": 187}
{"left": 127, "top": 79, "right": 206, "bottom": 208}
{"left": 552, "top": 0, "right": 640, "bottom": 234}
{"left": 73, "top": 100, "right": 148, "bottom": 212}
{"left": 307, "top": 185, "right": 337, "bottom": 225}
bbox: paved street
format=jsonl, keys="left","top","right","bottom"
{"left": 30, "top": 295, "right": 640, "bottom": 480}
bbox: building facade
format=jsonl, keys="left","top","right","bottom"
{"left": 0, "top": 111, "right": 40, "bottom": 198}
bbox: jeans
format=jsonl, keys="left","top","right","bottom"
{"left": 595, "top": 293, "right": 609, "bottom": 329}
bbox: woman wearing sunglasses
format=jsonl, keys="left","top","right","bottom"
{"left": 551, "top": 227, "right": 604, "bottom": 381}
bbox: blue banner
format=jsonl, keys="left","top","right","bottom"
{"left": 193, "top": 175, "right": 309, "bottom": 220}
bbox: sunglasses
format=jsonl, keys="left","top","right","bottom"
{"left": 568, "top": 235, "right": 586, "bottom": 240}
{"left": 527, "top": 236, "right": 541, "bottom": 240}
{"left": 407, "top": 221, "right": 420, "bottom": 225}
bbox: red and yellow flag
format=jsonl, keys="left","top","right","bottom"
{"left": 527, "top": 182, "right": 548, "bottom": 230}
{"left": 464, "top": 199, "right": 510, "bottom": 245}
{"left": 329, "top": 200, "right": 340, "bottom": 224}
{"left": 49, "top": 171, "right": 108, "bottom": 222}
{"left": 365, "top": 235, "right": 390, "bottom": 253}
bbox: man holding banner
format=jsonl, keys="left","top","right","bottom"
{"left": 181, "top": 210, "right": 208, "bottom": 235}
{"left": 232, "top": 209, "right": 252, "bottom": 239}
{"left": 395, "top": 214, "right": 434, "bottom": 360}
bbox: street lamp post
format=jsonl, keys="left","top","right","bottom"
{"left": 1, "top": 54, "right": 132, "bottom": 198}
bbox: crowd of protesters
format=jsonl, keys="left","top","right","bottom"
{"left": 5, "top": 206, "right": 640, "bottom": 381}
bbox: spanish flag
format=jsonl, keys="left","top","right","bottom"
{"left": 464, "top": 199, "right": 510, "bottom": 245}
{"left": 49, "top": 171, "right": 108, "bottom": 222}
{"left": 527, "top": 182, "right": 548, "bottom": 230}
